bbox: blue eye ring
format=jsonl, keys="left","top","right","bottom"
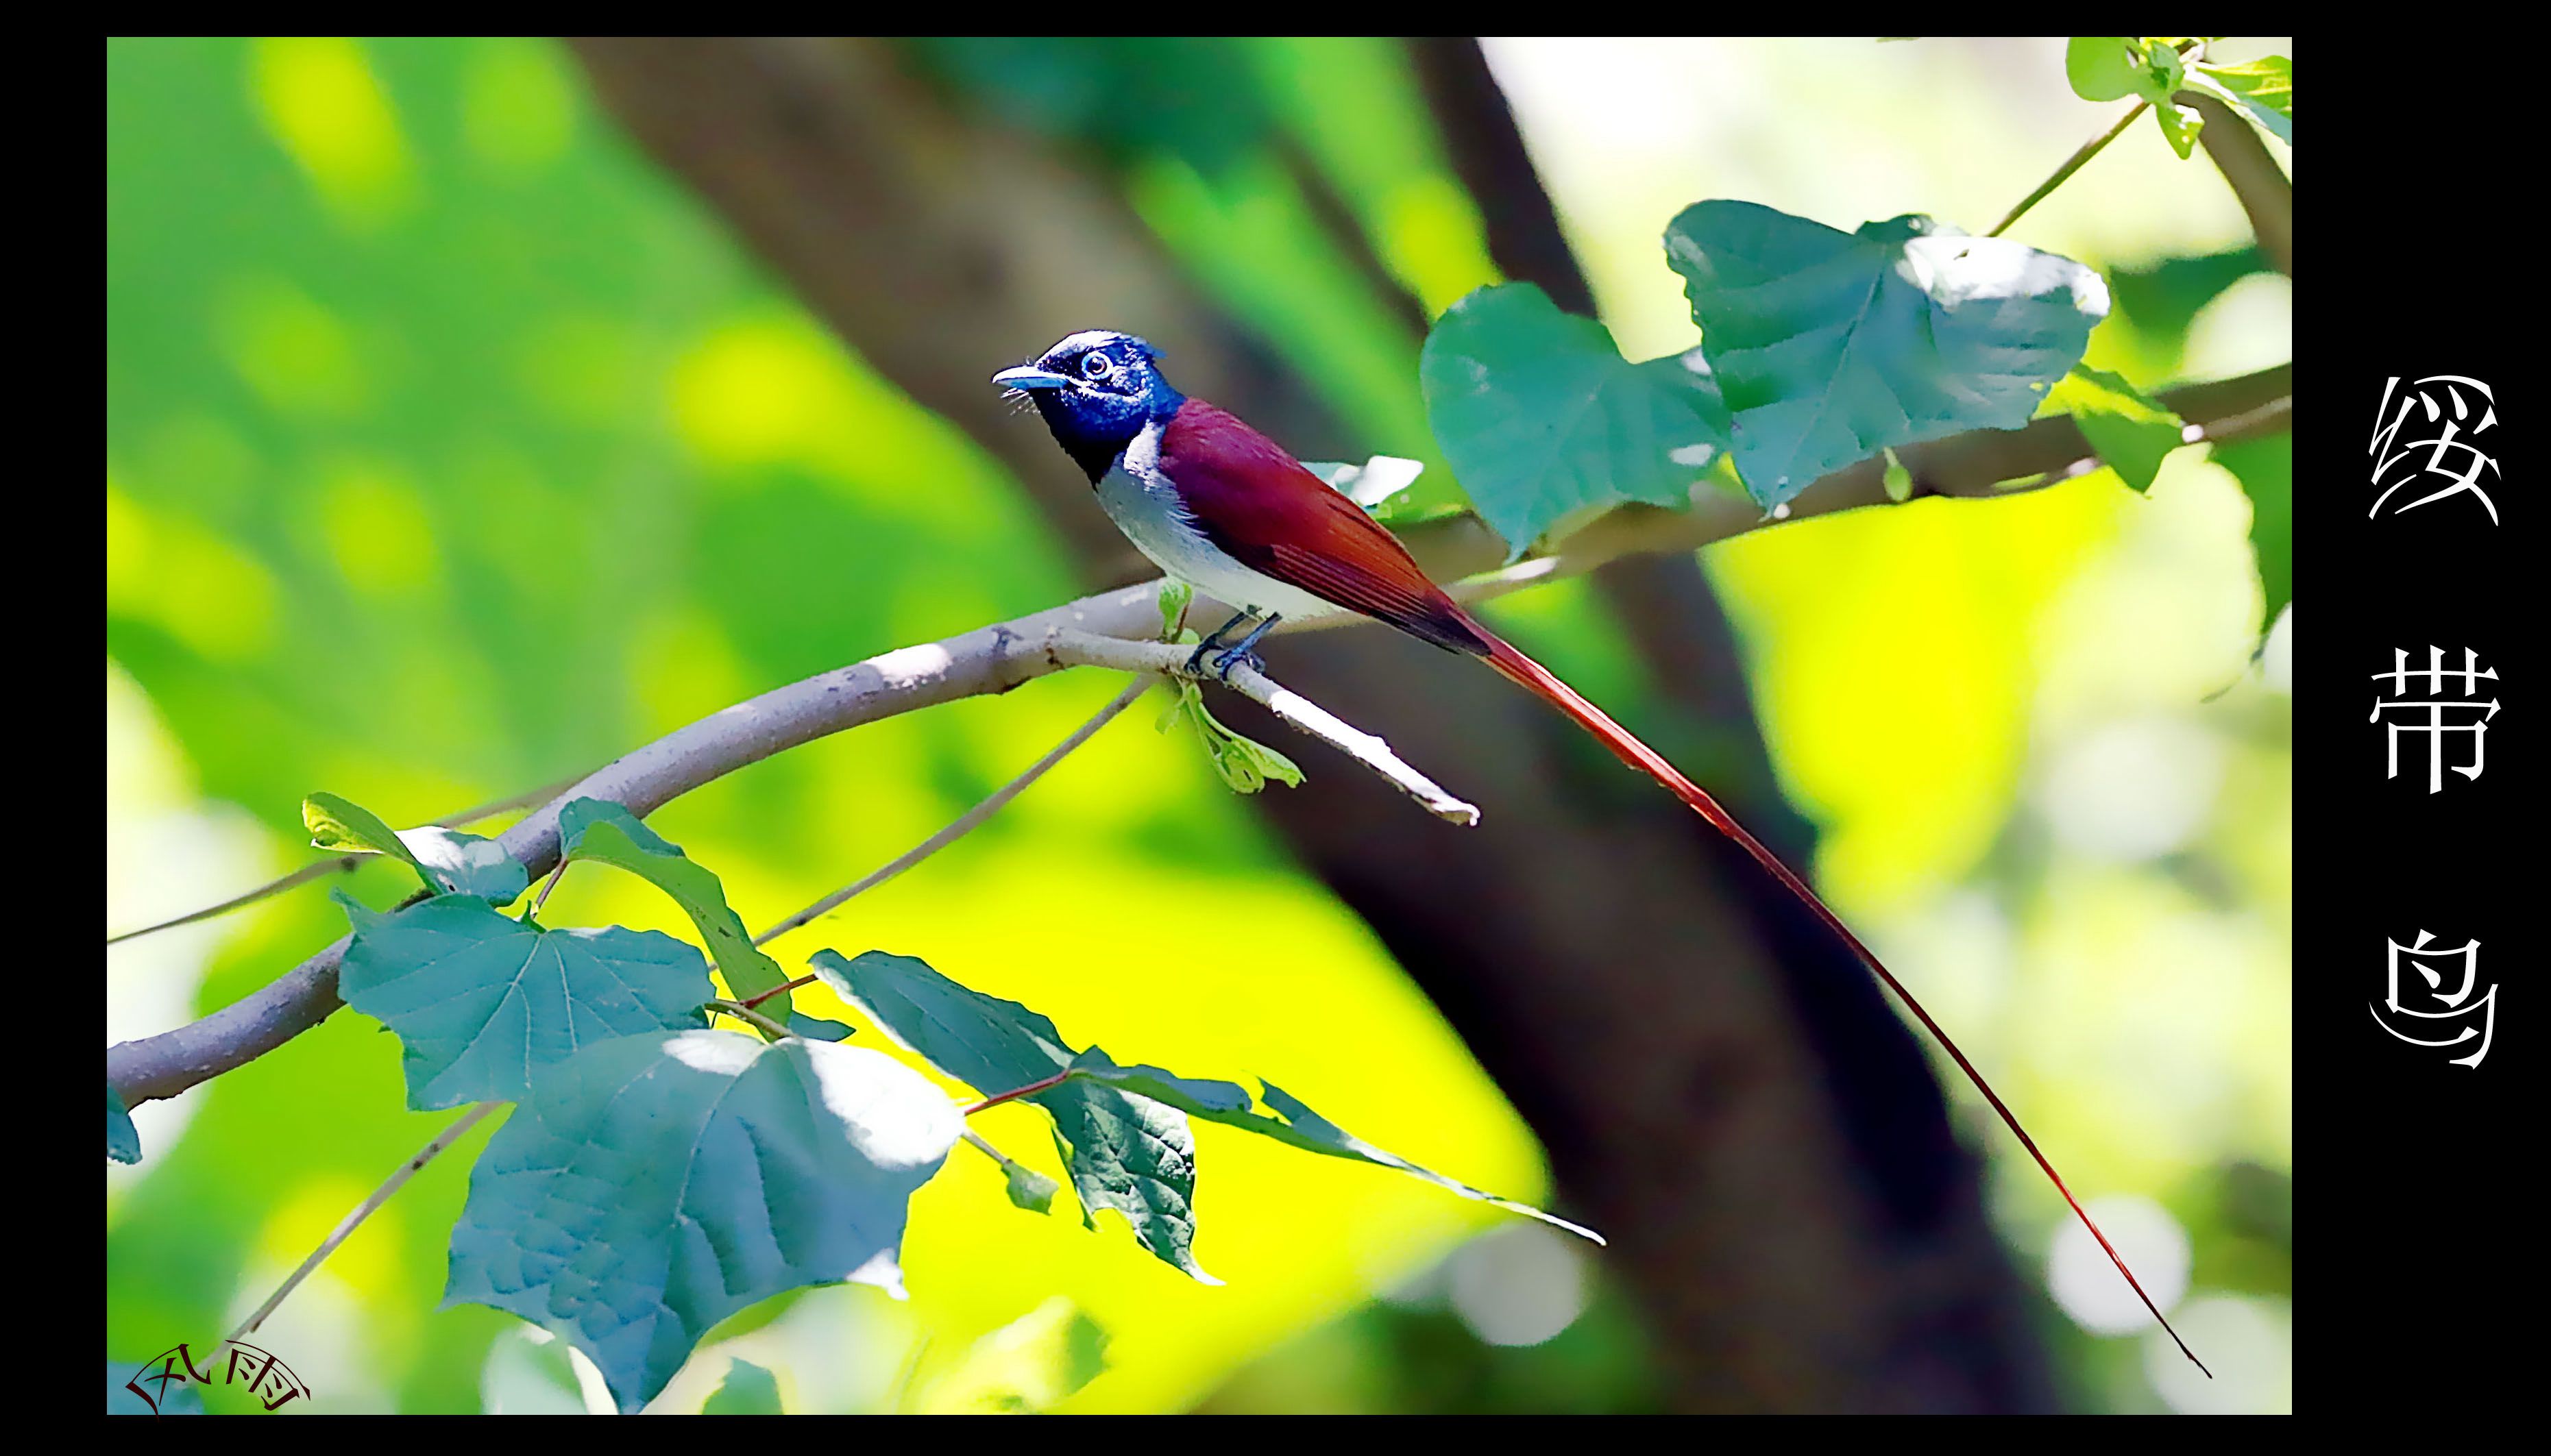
{"left": 1081, "top": 352, "right": 1114, "bottom": 380}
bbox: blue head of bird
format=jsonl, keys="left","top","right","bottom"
{"left": 993, "top": 330, "right": 1184, "bottom": 478}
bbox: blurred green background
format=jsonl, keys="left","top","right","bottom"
{"left": 107, "top": 38, "right": 2291, "bottom": 1414}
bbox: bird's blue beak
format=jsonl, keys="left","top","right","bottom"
{"left": 992, "top": 366, "right": 1072, "bottom": 391}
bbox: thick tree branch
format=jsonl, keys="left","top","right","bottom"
{"left": 106, "top": 362, "right": 2286, "bottom": 1109}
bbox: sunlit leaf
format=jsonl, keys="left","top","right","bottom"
{"left": 999, "top": 1158, "right": 1062, "bottom": 1216}
{"left": 446, "top": 1029, "right": 961, "bottom": 1414}
{"left": 918, "top": 1297, "right": 1109, "bottom": 1413}
{"left": 1666, "top": 201, "right": 2106, "bottom": 508}
{"left": 304, "top": 790, "right": 528, "bottom": 902}
{"left": 335, "top": 889, "right": 712, "bottom": 1109}
{"left": 2049, "top": 365, "right": 2187, "bottom": 494}
{"left": 2193, "top": 55, "right": 2292, "bottom": 143}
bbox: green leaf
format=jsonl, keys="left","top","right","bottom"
{"left": 2193, "top": 55, "right": 2292, "bottom": 143}
{"left": 108, "top": 1085, "right": 141, "bottom": 1164}
{"left": 1666, "top": 201, "right": 2107, "bottom": 508}
{"left": 786, "top": 1012, "right": 857, "bottom": 1043}
{"left": 811, "top": 950, "right": 1218, "bottom": 1283}
{"left": 2153, "top": 99, "right": 2205, "bottom": 159}
{"left": 445, "top": 1028, "right": 961, "bottom": 1414}
{"left": 557, "top": 798, "right": 792, "bottom": 1015}
{"left": 702, "top": 1357, "right": 785, "bottom": 1415}
{"left": 1421, "top": 283, "right": 1731, "bottom": 556}
{"left": 2064, "top": 38, "right": 2208, "bottom": 156}
{"left": 1070, "top": 1048, "right": 1603, "bottom": 1245}
{"left": 1154, "top": 578, "right": 1193, "bottom": 640}
{"left": 2110, "top": 244, "right": 2269, "bottom": 344}
{"left": 917, "top": 1297, "right": 1109, "bottom": 1414}
{"left": 2049, "top": 365, "right": 2188, "bottom": 493}
{"left": 304, "top": 791, "right": 529, "bottom": 902}
{"left": 335, "top": 889, "right": 713, "bottom": 1109}
{"left": 999, "top": 1158, "right": 1062, "bottom": 1216}
{"left": 2064, "top": 37, "right": 2145, "bottom": 101}
{"left": 1156, "top": 679, "right": 1304, "bottom": 795}
{"left": 2212, "top": 431, "right": 2293, "bottom": 636}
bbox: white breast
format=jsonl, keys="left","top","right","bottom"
{"left": 1095, "top": 421, "right": 1339, "bottom": 623}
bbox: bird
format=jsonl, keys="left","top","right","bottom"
{"left": 994, "top": 328, "right": 2207, "bottom": 1376}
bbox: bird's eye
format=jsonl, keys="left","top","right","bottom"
{"left": 1081, "top": 353, "right": 1115, "bottom": 380}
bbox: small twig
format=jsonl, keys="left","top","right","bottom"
{"left": 526, "top": 861, "right": 570, "bottom": 920}
{"left": 964, "top": 1068, "right": 1074, "bottom": 1115}
{"left": 753, "top": 674, "right": 1154, "bottom": 947}
{"left": 960, "top": 1128, "right": 1045, "bottom": 1178}
{"left": 1041, "top": 630, "right": 1481, "bottom": 826}
{"left": 106, "top": 773, "right": 587, "bottom": 947}
{"left": 230, "top": 1100, "right": 501, "bottom": 1343}
{"left": 1990, "top": 99, "right": 2149, "bottom": 237}
{"left": 742, "top": 974, "right": 818, "bottom": 1011}
{"left": 703, "top": 998, "right": 794, "bottom": 1041}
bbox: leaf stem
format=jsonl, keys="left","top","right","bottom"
{"left": 964, "top": 1068, "right": 1074, "bottom": 1115}
{"left": 741, "top": 974, "right": 818, "bottom": 1010}
{"left": 704, "top": 998, "right": 795, "bottom": 1041}
{"left": 1988, "top": 99, "right": 2149, "bottom": 238}
{"left": 230, "top": 1100, "right": 501, "bottom": 1343}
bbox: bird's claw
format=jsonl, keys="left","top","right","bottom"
{"left": 1182, "top": 641, "right": 1263, "bottom": 683}
{"left": 1208, "top": 647, "right": 1265, "bottom": 683}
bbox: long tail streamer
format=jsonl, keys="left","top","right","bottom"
{"left": 1480, "top": 635, "right": 2210, "bottom": 1377}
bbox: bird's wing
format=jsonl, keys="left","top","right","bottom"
{"left": 1158, "top": 400, "right": 1492, "bottom": 656}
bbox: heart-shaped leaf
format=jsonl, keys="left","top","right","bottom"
{"left": 1421, "top": 283, "right": 1731, "bottom": 555}
{"left": 445, "top": 1029, "right": 961, "bottom": 1414}
{"left": 336, "top": 890, "right": 713, "bottom": 1109}
{"left": 1667, "top": 201, "right": 2107, "bottom": 508}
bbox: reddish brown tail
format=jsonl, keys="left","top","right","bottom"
{"left": 1478, "top": 633, "right": 2210, "bottom": 1378}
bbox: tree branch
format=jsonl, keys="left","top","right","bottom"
{"left": 104, "top": 362, "right": 2288, "bottom": 1108}
{"left": 2182, "top": 88, "right": 2293, "bottom": 276}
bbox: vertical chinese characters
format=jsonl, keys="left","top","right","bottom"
{"left": 2369, "top": 646, "right": 2501, "bottom": 793}
{"left": 2370, "top": 375, "right": 2500, "bottom": 523}
{"left": 2369, "top": 930, "right": 2498, "bottom": 1069}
